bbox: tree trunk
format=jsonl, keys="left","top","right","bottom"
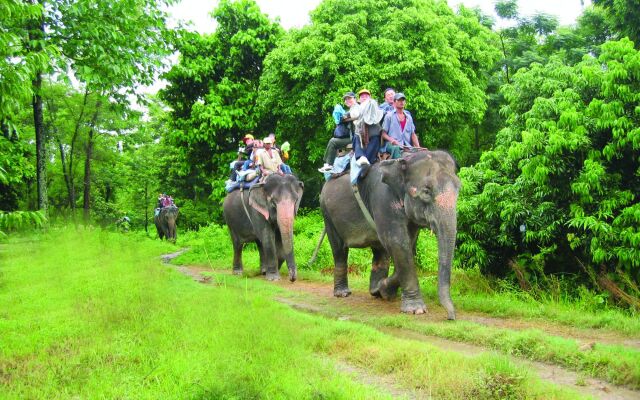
{"left": 83, "top": 98, "right": 101, "bottom": 223}
{"left": 29, "top": 7, "right": 47, "bottom": 214}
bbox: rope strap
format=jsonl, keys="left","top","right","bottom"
{"left": 351, "top": 184, "right": 376, "bottom": 230}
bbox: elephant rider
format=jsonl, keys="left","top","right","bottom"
{"left": 353, "top": 88, "right": 383, "bottom": 166}
{"left": 381, "top": 92, "right": 420, "bottom": 159}
{"left": 267, "top": 133, "right": 293, "bottom": 175}
{"left": 256, "top": 136, "right": 284, "bottom": 177}
{"left": 379, "top": 87, "right": 395, "bottom": 115}
{"left": 319, "top": 91, "right": 359, "bottom": 173}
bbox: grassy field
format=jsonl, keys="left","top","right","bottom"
{"left": 0, "top": 227, "right": 597, "bottom": 399}
{"left": 172, "top": 213, "right": 640, "bottom": 391}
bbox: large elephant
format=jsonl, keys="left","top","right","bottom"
{"left": 154, "top": 205, "right": 179, "bottom": 242}
{"left": 320, "top": 150, "right": 460, "bottom": 319}
{"left": 223, "top": 174, "right": 304, "bottom": 281}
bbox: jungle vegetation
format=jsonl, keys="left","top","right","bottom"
{"left": 1, "top": 0, "right": 639, "bottom": 308}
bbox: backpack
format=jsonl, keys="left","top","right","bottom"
{"left": 333, "top": 123, "right": 350, "bottom": 139}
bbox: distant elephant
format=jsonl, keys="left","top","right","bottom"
{"left": 223, "top": 174, "right": 304, "bottom": 281}
{"left": 154, "top": 206, "right": 179, "bottom": 242}
{"left": 320, "top": 151, "right": 460, "bottom": 319}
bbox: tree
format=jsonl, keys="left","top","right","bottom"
{"left": 4, "top": 0, "right": 175, "bottom": 217}
{"left": 592, "top": 0, "right": 640, "bottom": 48}
{"left": 161, "top": 0, "right": 283, "bottom": 224}
{"left": 257, "top": 0, "right": 500, "bottom": 199}
{"left": 457, "top": 39, "right": 640, "bottom": 298}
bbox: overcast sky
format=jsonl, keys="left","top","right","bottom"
{"left": 168, "top": 0, "right": 592, "bottom": 32}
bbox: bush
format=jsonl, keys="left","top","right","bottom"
{"left": 457, "top": 39, "right": 640, "bottom": 292}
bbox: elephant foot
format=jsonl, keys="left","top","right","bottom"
{"left": 232, "top": 268, "right": 243, "bottom": 276}
{"left": 369, "top": 268, "right": 389, "bottom": 297}
{"left": 288, "top": 268, "right": 297, "bottom": 282}
{"left": 265, "top": 272, "right": 281, "bottom": 281}
{"left": 400, "top": 295, "right": 427, "bottom": 315}
{"left": 372, "top": 278, "right": 398, "bottom": 300}
{"left": 334, "top": 286, "right": 352, "bottom": 297}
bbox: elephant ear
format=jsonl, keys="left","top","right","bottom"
{"left": 248, "top": 186, "right": 270, "bottom": 221}
{"left": 379, "top": 159, "right": 407, "bottom": 199}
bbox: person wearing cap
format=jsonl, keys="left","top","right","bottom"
{"left": 256, "top": 136, "right": 284, "bottom": 177}
{"left": 352, "top": 88, "right": 383, "bottom": 166}
{"left": 318, "top": 91, "right": 360, "bottom": 173}
{"left": 381, "top": 92, "right": 420, "bottom": 159}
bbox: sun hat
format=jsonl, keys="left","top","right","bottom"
{"left": 263, "top": 137, "right": 274, "bottom": 144}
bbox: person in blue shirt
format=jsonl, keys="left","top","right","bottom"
{"left": 381, "top": 92, "right": 421, "bottom": 159}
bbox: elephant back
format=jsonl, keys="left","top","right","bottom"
{"left": 161, "top": 205, "right": 179, "bottom": 218}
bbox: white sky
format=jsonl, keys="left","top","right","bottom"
{"left": 168, "top": 0, "right": 592, "bottom": 32}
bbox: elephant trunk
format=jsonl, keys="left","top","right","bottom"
{"left": 276, "top": 198, "right": 297, "bottom": 282}
{"left": 434, "top": 187, "right": 458, "bottom": 320}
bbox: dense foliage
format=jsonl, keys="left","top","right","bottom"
{"left": 457, "top": 39, "right": 640, "bottom": 295}
{"left": 257, "top": 0, "right": 500, "bottom": 198}
{"left": 160, "top": 0, "right": 283, "bottom": 224}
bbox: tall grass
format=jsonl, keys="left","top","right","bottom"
{"left": 0, "top": 228, "right": 588, "bottom": 399}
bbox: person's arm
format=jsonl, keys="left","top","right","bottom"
{"left": 381, "top": 113, "right": 399, "bottom": 145}
{"left": 411, "top": 132, "right": 420, "bottom": 147}
{"left": 410, "top": 117, "right": 420, "bottom": 147}
{"left": 382, "top": 130, "right": 399, "bottom": 145}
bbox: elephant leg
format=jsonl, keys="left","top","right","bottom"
{"left": 231, "top": 237, "right": 244, "bottom": 275}
{"left": 325, "top": 219, "right": 350, "bottom": 297}
{"left": 256, "top": 241, "right": 267, "bottom": 275}
{"left": 369, "top": 247, "right": 391, "bottom": 297}
{"left": 380, "top": 226, "right": 426, "bottom": 314}
{"left": 259, "top": 230, "right": 279, "bottom": 281}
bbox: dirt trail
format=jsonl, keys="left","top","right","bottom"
{"left": 162, "top": 256, "right": 640, "bottom": 400}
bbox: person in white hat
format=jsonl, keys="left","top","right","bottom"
{"left": 256, "top": 136, "right": 284, "bottom": 176}
{"left": 353, "top": 88, "right": 383, "bottom": 166}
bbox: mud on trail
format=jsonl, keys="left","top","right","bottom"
{"left": 164, "top": 255, "right": 640, "bottom": 400}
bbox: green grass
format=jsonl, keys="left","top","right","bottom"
{"left": 0, "top": 228, "right": 590, "bottom": 399}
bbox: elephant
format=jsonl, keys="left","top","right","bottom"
{"left": 154, "top": 205, "right": 179, "bottom": 242}
{"left": 223, "top": 173, "right": 304, "bottom": 281}
{"left": 320, "top": 150, "right": 460, "bottom": 319}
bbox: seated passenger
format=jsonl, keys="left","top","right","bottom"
{"left": 256, "top": 136, "right": 284, "bottom": 177}
{"left": 353, "top": 88, "right": 383, "bottom": 166}
{"left": 319, "top": 91, "right": 359, "bottom": 173}
{"left": 381, "top": 92, "right": 420, "bottom": 159}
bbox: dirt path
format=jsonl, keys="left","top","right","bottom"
{"left": 162, "top": 256, "right": 639, "bottom": 400}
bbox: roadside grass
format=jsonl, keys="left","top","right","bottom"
{"left": 371, "top": 314, "right": 640, "bottom": 390}
{"left": 0, "top": 228, "right": 589, "bottom": 399}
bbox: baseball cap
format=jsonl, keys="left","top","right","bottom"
{"left": 357, "top": 88, "right": 371, "bottom": 97}
{"left": 242, "top": 134, "right": 254, "bottom": 143}
{"left": 342, "top": 91, "right": 356, "bottom": 99}
{"left": 393, "top": 92, "right": 406, "bottom": 101}
{"left": 263, "top": 137, "right": 273, "bottom": 144}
